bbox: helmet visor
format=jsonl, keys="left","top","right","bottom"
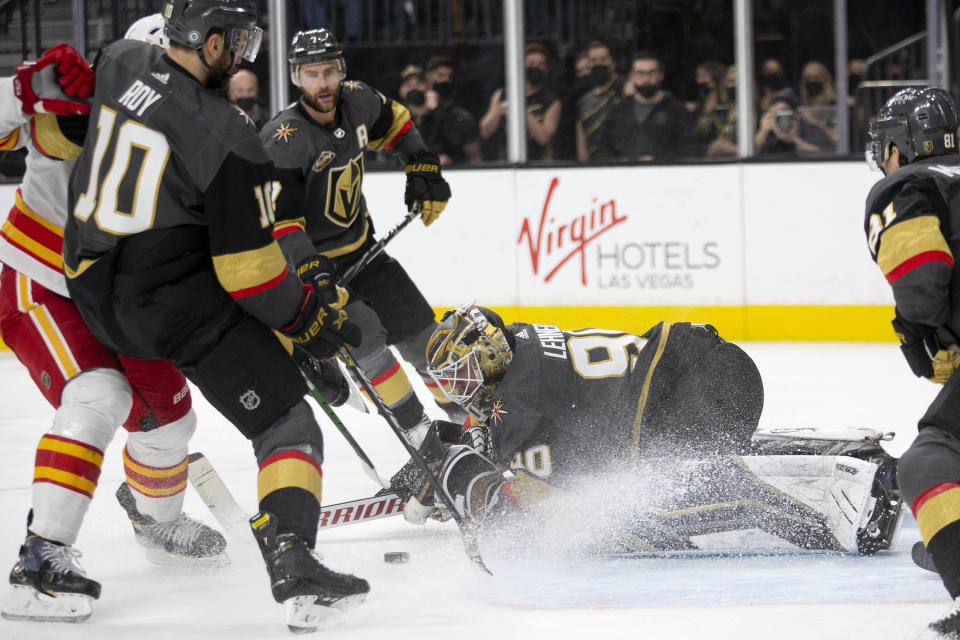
{"left": 230, "top": 26, "right": 262, "bottom": 62}
{"left": 428, "top": 350, "right": 484, "bottom": 406}
{"left": 292, "top": 61, "right": 345, "bottom": 89}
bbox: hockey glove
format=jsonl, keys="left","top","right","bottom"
{"left": 280, "top": 285, "right": 361, "bottom": 361}
{"left": 931, "top": 347, "right": 960, "bottom": 384}
{"left": 296, "top": 353, "right": 351, "bottom": 406}
{"left": 404, "top": 151, "right": 450, "bottom": 226}
{"left": 892, "top": 312, "right": 939, "bottom": 379}
{"left": 295, "top": 255, "right": 338, "bottom": 305}
{"left": 438, "top": 445, "right": 504, "bottom": 525}
{"left": 14, "top": 43, "right": 94, "bottom": 116}
{"left": 388, "top": 422, "right": 449, "bottom": 524}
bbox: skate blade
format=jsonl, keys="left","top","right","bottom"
{"left": 1, "top": 584, "right": 93, "bottom": 622}
{"left": 284, "top": 592, "right": 368, "bottom": 633}
{"left": 141, "top": 545, "right": 231, "bottom": 569}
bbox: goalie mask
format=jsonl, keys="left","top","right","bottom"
{"left": 426, "top": 305, "right": 513, "bottom": 420}
{"left": 288, "top": 28, "right": 346, "bottom": 88}
{"left": 867, "top": 87, "right": 959, "bottom": 172}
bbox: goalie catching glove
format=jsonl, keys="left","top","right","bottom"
{"left": 892, "top": 312, "right": 960, "bottom": 384}
{"left": 404, "top": 151, "right": 450, "bottom": 226}
{"left": 14, "top": 43, "right": 94, "bottom": 116}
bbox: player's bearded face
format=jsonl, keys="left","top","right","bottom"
{"left": 298, "top": 62, "right": 343, "bottom": 113}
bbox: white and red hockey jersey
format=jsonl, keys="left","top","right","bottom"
{"left": 0, "top": 75, "right": 83, "bottom": 297}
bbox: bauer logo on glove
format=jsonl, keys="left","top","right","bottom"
{"left": 404, "top": 150, "right": 451, "bottom": 227}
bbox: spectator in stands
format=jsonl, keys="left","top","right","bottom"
{"left": 799, "top": 60, "right": 838, "bottom": 141}
{"left": 754, "top": 88, "right": 832, "bottom": 156}
{"left": 554, "top": 50, "right": 591, "bottom": 161}
{"left": 479, "top": 43, "right": 562, "bottom": 162}
{"left": 757, "top": 57, "right": 788, "bottom": 114}
{"left": 847, "top": 57, "right": 866, "bottom": 108}
{"left": 600, "top": 50, "right": 693, "bottom": 163}
{"left": 575, "top": 40, "right": 624, "bottom": 162}
{"left": 227, "top": 69, "right": 266, "bottom": 129}
{"left": 686, "top": 60, "right": 726, "bottom": 156}
{"left": 706, "top": 64, "right": 739, "bottom": 157}
{"left": 420, "top": 55, "right": 482, "bottom": 164}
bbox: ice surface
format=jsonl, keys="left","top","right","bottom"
{"left": 0, "top": 343, "right": 952, "bottom": 639}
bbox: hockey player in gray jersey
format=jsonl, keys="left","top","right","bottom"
{"left": 864, "top": 87, "right": 960, "bottom": 638}
{"left": 261, "top": 28, "right": 464, "bottom": 445}
{"left": 63, "top": 1, "right": 368, "bottom": 631}
{"left": 390, "top": 305, "right": 902, "bottom": 558}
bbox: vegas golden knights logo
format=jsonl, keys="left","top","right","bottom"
{"left": 324, "top": 151, "right": 364, "bottom": 227}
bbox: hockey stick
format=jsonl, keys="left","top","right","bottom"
{"left": 319, "top": 492, "right": 405, "bottom": 529}
{"left": 336, "top": 345, "right": 492, "bottom": 574}
{"left": 187, "top": 452, "right": 249, "bottom": 530}
{"left": 338, "top": 203, "right": 421, "bottom": 287}
{"left": 295, "top": 354, "right": 389, "bottom": 490}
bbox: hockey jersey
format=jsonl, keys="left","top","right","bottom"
{"left": 864, "top": 154, "right": 960, "bottom": 337}
{"left": 64, "top": 40, "right": 304, "bottom": 330}
{"left": 260, "top": 80, "right": 424, "bottom": 265}
{"left": 0, "top": 76, "right": 84, "bottom": 297}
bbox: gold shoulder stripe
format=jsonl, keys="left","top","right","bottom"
{"left": 877, "top": 215, "right": 953, "bottom": 280}
{"left": 367, "top": 101, "right": 412, "bottom": 151}
{"left": 31, "top": 114, "right": 82, "bottom": 160}
{"left": 631, "top": 322, "right": 672, "bottom": 456}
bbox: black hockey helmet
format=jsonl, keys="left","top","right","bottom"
{"left": 868, "top": 87, "right": 959, "bottom": 171}
{"left": 161, "top": 0, "right": 262, "bottom": 62}
{"left": 288, "top": 28, "right": 347, "bottom": 86}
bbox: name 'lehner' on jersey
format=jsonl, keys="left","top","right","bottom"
{"left": 533, "top": 324, "right": 567, "bottom": 360}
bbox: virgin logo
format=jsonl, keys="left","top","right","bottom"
{"left": 517, "top": 177, "right": 628, "bottom": 285}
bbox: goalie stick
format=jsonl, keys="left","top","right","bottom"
{"left": 337, "top": 345, "right": 492, "bottom": 574}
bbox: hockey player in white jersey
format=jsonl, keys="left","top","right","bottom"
{"left": 0, "top": 18, "right": 225, "bottom": 623}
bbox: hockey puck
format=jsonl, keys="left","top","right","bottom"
{"left": 383, "top": 551, "right": 409, "bottom": 564}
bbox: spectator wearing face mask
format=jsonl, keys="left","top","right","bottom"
{"left": 479, "top": 42, "right": 562, "bottom": 162}
{"left": 757, "top": 57, "right": 789, "bottom": 113}
{"left": 798, "top": 60, "right": 838, "bottom": 143}
{"left": 706, "top": 64, "right": 739, "bottom": 157}
{"left": 575, "top": 40, "right": 624, "bottom": 162}
{"left": 686, "top": 60, "right": 726, "bottom": 156}
{"left": 599, "top": 50, "right": 693, "bottom": 163}
{"left": 415, "top": 55, "right": 482, "bottom": 165}
{"left": 227, "top": 68, "right": 266, "bottom": 129}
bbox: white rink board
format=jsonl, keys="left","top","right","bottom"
{"left": 0, "top": 160, "right": 894, "bottom": 309}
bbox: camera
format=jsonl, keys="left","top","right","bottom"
{"left": 775, "top": 109, "right": 795, "bottom": 133}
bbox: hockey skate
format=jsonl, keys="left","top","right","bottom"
{"left": 250, "top": 511, "right": 369, "bottom": 633}
{"left": 2, "top": 533, "right": 101, "bottom": 622}
{"left": 931, "top": 595, "right": 960, "bottom": 638}
{"left": 116, "top": 482, "right": 228, "bottom": 567}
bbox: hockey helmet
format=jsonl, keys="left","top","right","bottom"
{"left": 868, "top": 87, "right": 959, "bottom": 171}
{"left": 124, "top": 13, "right": 170, "bottom": 49}
{"left": 426, "top": 305, "right": 513, "bottom": 420}
{"left": 160, "top": 0, "right": 262, "bottom": 62}
{"left": 288, "top": 28, "right": 346, "bottom": 87}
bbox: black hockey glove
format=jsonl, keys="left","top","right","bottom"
{"left": 295, "top": 353, "right": 351, "bottom": 406}
{"left": 404, "top": 151, "right": 450, "bottom": 226}
{"left": 892, "top": 312, "right": 938, "bottom": 379}
{"left": 437, "top": 445, "right": 503, "bottom": 525}
{"left": 295, "top": 255, "right": 338, "bottom": 304}
{"left": 280, "top": 286, "right": 361, "bottom": 361}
